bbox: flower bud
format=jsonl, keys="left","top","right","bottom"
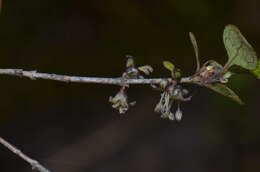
{"left": 175, "top": 107, "right": 183, "bottom": 121}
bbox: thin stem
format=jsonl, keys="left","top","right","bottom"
{"left": 0, "top": 137, "right": 51, "bottom": 172}
{"left": 0, "top": 68, "right": 195, "bottom": 85}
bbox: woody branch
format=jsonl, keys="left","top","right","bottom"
{"left": 0, "top": 137, "right": 50, "bottom": 172}
{"left": 0, "top": 68, "right": 194, "bottom": 85}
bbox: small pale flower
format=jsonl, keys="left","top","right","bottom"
{"left": 155, "top": 88, "right": 175, "bottom": 120}
{"left": 168, "top": 112, "right": 175, "bottom": 120}
{"left": 175, "top": 104, "right": 183, "bottom": 121}
{"left": 109, "top": 88, "right": 135, "bottom": 114}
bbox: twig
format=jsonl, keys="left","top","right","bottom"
{"left": 0, "top": 68, "right": 194, "bottom": 85}
{"left": 0, "top": 137, "right": 51, "bottom": 172}
{"left": 0, "top": 68, "right": 195, "bottom": 172}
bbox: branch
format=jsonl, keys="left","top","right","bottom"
{"left": 0, "top": 137, "right": 51, "bottom": 172}
{"left": 0, "top": 68, "right": 194, "bottom": 85}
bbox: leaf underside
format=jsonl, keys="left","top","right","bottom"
{"left": 223, "top": 25, "right": 258, "bottom": 70}
{"left": 189, "top": 32, "right": 200, "bottom": 71}
{"left": 206, "top": 83, "right": 244, "bottom": 105}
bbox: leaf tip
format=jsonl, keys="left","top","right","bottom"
{"left": 163, "top": 61, "right": 175, "bottom": 71}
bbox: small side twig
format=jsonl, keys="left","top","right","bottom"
{"left": 0, "top": 137, "right": 51, "bottom": 172}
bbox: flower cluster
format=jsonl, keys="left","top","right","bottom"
{"left": 154, "top": 84, "right": 191, "bottom": 121}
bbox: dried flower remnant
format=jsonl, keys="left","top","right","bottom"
{"left": 191, "top": 60, "right": 231, "bottom": 84}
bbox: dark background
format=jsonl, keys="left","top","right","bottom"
{"left": 0, "top": 0, "right": 260, "bottom": 172}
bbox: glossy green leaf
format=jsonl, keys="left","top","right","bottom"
{"left": 206, "top": 83, "right": 244, "bottom": 105}
{"left": 223, "top": 25, "right": 258, "bottom": 71}
{"left": 251, "top": 60, "right": 260, "bottom": 78}
{"left": 163, "top": 61, "right": 175, "bottom": 71}
{"left": 189, "top": 32, "right": 200, "bottom": 71}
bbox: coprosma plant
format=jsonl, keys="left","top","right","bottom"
{"left": 110, "top": 24, "right": 260, "bottom": 121}
{"left": 0, "top": 1, "right": 258, "bottom": 172}
{"left": 2, "top": 25, "right": 258, "bottom": 120}
{"left": 0, "top": 24, "right": 260, "bottom": 172}
{"left": 0, "top": 25, "right": 259, "bottom": 122}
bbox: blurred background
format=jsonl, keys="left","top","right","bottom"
{"left": 0, "top": 0, "right": 260, "bottom": 171}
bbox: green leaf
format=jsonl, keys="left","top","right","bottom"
{"left": 251, "top": 60, "right": 260, "bottom": 79}
{"left": 223, "top": 25, "right": 258, "bottom": 71}
{"left": 206, "top": 83, "right": 244, "bottom": 105}
{"left": 163, "top": 61, "right": 175, "bottom": 71}
{"left": 189, "top": 32, "right": 200, "bottom": 71}
{"left": 138, "top": 65, "right": 153, "bottom": 75}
